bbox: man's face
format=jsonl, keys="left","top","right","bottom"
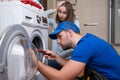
{"left": 57, "top": 30, "right": 72, "bottom": 50}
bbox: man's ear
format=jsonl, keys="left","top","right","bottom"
{"left": 67, "top": 29, "right": 73, "bottom": 38}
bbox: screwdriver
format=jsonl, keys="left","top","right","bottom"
{"left": 38, "top": 49, "right": 48, "bottom": 55}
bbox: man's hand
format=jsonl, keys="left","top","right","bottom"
{"left": 30, "top": 48, "right": 38, "bottom": 69}
{"left": 42, "top": 50, "right": 58, "bottom": 60}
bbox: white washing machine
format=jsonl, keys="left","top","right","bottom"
{"left": 0, "top": 1, "right": 48, "bottom": 80}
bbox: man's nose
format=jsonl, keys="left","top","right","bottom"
{"left": 57, "top": 39, "right": 60, "bottom": 44}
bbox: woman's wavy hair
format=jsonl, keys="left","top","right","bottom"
{"left": 56, "top": 1, "right": 75, "bottom": 23}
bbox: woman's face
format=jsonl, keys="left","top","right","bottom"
{"left": 57, "top": 6, "right": 68, "bottom": 21}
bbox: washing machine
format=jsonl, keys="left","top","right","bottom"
{"left": 0, "top": 1, "right": 48, "bottom": 80}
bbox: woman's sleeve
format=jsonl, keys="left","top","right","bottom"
{"left": 74, "top": 17, "right": 80, "bottom": 29}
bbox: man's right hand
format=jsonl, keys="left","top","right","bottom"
{"left": 41, "top": 50, "right": 58, "bottom": 60}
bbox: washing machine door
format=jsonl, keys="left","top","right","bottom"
{"left": 0, "top": 24, "right": 38, "bottom": 80}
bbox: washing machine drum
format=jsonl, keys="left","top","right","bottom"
{"left": 0, "top": 24, "right": 38, "bottom": 80}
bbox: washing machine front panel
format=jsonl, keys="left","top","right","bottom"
{"left": 0, "top": 24, "right": 38, "bottom": 80}
{"left": 0, "top": 1, "right": 49, "bottom": 80}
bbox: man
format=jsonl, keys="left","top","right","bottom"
{"left": 37, "top": 21, "right": 120, "bottom": 80}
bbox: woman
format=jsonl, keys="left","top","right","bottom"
{"left": 56, "top": 1, "right": 80, "bottom": 28}
{"left": 48, "top": 1, "right": 80, "bottom": 69}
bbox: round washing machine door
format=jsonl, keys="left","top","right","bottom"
{"left": 0, "top": 24, "right": 38, "bottom": 80}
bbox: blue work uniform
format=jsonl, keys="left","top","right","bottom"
{"left": 71, "top": 33, "right": 120, "bottom": 80}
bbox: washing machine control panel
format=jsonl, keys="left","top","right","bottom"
{"left": 0, "top": 1, "right": 49, "bottom": 30}
{"left": 42, "top": 16, "right": 48, "bottom": 25}
{"left": 36, "top": 15, "right": 41, "bottom": 24}
{"left": 36, "top": 15, "right": 48, "bottom": 24}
